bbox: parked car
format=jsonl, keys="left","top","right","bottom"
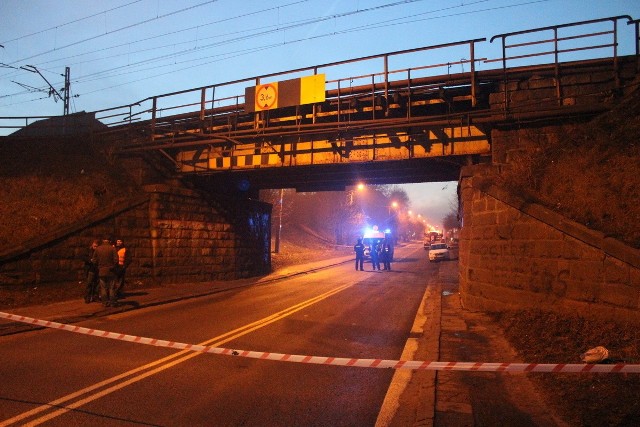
{"left": 428, "top": 242, "right": 450, "bottom": 262}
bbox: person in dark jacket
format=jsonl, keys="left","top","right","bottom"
{"left": 381, "top": 239, "right": 392, "bottom": 271}
{"left": 114, "top": 238, "right": 132, "bottom": 298}
{"left": 354, "top": 238, "right": 365, "bottom": 271}
{"left": 370, "top": 239, "right": 380, "bottom": 271}
{"left": 92, "top": 237, "right": 119, "bottom": 307}
{"left": 83, "top": 239, "right": 99, "bottom": 303}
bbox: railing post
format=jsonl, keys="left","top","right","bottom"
{"left": 384, "top": 55, "right": 389, "bottom": 117}
{"left": 231, "top": 95, "right": 239, "bottom": 137}
{"left": 337, "top": 80, "right": 341, "bottom": 124}
{"left": 498, "top": 36, "right": 508, "bottom": 114}
{"left": 613, "top": 18, "right": 620, "bottom": 89}
{"left": 631, "top": 19, "right": 640, "bottom": 73}
{"left": 312, "top": 67, "right": 318, "bottom": 124}
{"left": 254, "top": 77, "right": 261, "bottom": 131}
{"left": 407, "top": 69, "right": 412, "bottom": 119}
{"left": 629, "top": 19, "right": 640, "bottom": 73}
{"left": 210, "top": 85, "right": 216, "bottom": 131}
{"left": 554, "top": 27, "right": 562, "bottom": 105}
{"left": 470, "top": 42, "right": 477, "bottom": 107}
{"left": 151, "top": 97, "right": 157, "bottom": 142}
{"left": 371, "top": 74, "right": 376, "bottom": 120}
{"left": 200, "top": 88, "right": 206, "bottom": 132}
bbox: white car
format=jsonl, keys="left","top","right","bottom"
{"left": 428, "top": 243, "right": 450, "bottom": 262}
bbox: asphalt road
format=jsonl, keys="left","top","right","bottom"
{"left": 0, "top": 244, "right": 434, "bottom": 426}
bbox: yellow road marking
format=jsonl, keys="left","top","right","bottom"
{"left": 2, "top": 283, "right": 354, "bottom": 426}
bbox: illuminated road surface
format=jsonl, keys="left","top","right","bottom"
{"left": 0, "top": 244, "right": 434, "bottom": 426}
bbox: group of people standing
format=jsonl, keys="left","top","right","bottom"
{"left": 83, "top": 237, "right": 132, "bottom": 307}
{"left": 354, "top": 238, "right": 392, "bottom": 271}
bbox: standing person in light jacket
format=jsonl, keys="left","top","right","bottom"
{"left": 92, "top": 237, "right": 119, "bottom": 307}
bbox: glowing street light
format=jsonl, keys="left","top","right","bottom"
{"left": 348, "top": 183, "right": 366, "bottom": 204}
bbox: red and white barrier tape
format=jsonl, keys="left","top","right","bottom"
{"left": 2, "top": 311, "right": 639, "bottom": 373}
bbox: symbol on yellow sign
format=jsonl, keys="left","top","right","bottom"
{"left": 256, "top": 83, "right": 278, "bottom": 110}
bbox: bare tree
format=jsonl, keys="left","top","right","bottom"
{"left": 442, "top": 194, "right": 461, "bottom": 240}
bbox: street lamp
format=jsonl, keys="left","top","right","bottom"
{"left": 348, "top": 182, "right": 365, "bottom": 205}
{"left": 389, "top": 201, "right": 398, "bottom": 215}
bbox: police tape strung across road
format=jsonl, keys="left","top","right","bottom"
{"left": 2, "top": 311, "right": 639, "bottom": 374}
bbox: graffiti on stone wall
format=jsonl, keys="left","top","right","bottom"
{"left": 527, "top": 264, "right": 568, "bottom": 297}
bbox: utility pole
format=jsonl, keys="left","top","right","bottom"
{"left": 63, "top": 67, "right": 70, "bottom": 116}
{"left": 274, "top": 188, "right": 284, "bottom": 254}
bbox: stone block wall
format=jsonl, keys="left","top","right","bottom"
{"left": 0, "top": 185, "right": 271, "bottom": 289}
{"left": 0, "top": 198, "right": 142, "bottom": 288}
{"left": 458, "top": 173, "right": 640, "bottom": 326}
{"left": 146, "top": 184, "right": 271, "bottom": 283}
{"left": 487, "top": 56, "right": 638, "bottom": 113}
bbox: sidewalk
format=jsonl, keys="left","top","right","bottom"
{"left": 0, "top": 254, "right": 355, "bottom": 336}
{"left": 383, "top": 261, "right": 566, "bottom": 427}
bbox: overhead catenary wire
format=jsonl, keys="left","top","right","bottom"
{"left": 0, "top": 0, "right": 144, "bottom": 45}
{"left": 2, "top": 0, "right": 484, "bottom": 88}
{"left": 9, "top": 0, "right": 428, "bottom": 81}
{"left": 72, "top": 0, "right": 550, "bottom": 92}
{"left": 2, "top": 0, "right": 223, "bottom": 65}
{"left": 0, "top": 0, "right": 562, "bottom": 111}
{"left": 0, "top": 0, "right": 428, "bottom": 102}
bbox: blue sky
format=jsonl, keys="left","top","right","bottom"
{"left": 1, "top": 0, "right": 638, "bottom": 223}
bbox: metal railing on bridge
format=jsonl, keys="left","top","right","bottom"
{"left": 2, "top": 15, "right": 637, "bottom": 175}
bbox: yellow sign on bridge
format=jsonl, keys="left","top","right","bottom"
{"left": 245, "top": 74, "right": 325, "bottom": 112}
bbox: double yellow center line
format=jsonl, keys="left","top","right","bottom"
{"left": 2, "top": 282, "right": 354, "bottom": 426}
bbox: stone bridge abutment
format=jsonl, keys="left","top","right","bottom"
{"left": 458, "top": 169, "right": 640, "bottom": 326}
{"left": 455, "top": 53, "right": 640, "bottom": 326}
{"left": 0, "top": 183, "right": 271, "bottom": 290}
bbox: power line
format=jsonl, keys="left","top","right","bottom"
{"left": 42, "top": 0, "right": 437, "bottom": 85}
{"left": 0, "top": 1, "right": 144, "bottom": 45}
{"left": 0, "top": 0, "right": 560, "bottom": 110}
{"left": 30, "top": 0, "right": 312, "bottom": 70}
{"left": 74, "top": 0, "right": 557, "bottom": 96}
{"left": 4, "top": 0, "right": 222, "bottom": 65}
{"left": 1, "top": 0, "right": 537, "bottom": 85}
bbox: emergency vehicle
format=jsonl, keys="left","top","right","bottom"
{"left": 362, "top": 226, "right": 394, "bottom": 261}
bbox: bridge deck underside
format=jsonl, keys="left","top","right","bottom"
{"left": 107, "top": 55, "right": 635, "bottom": 191}
{"left": 116, "top": 76, "right": 493, "bottom": 183}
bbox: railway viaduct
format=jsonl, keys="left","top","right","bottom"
{"left": 1, "top": 16, "right": 639, "bottom": 324}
